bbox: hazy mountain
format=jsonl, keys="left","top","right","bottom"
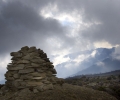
{"left": 70, "top": 47, "right": 119, "bottom": 76}
{"left": 77, "top": 47, "right": 115, "bottom": 69}
{"left": 56, "top": 47, "right": 116, "bottom": 78}
{"left": 74, "top": 57, "right": 120, "bottom": 76}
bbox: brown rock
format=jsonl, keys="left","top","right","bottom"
{"left": 20, "top": 75, "right": 33, "bottom": 80}
{"left": 15, "top": 79, "right": 23, "bottom": 81}
{"left": 28, "top": 46, "right": 37, "bottom": 53}
{"left": 7, "top": 65, "right": 24, "bottom": 71}
{"left": 26, "top": 81, "right": 43, "bottom": 86}
{"left": 33, "top": 88, "right": 39, "bottom": 93}
{"left": 13, "top": 74, "right": 20, "bottom": 79}
{"left": 6, "top": 77, "right": 14, "bottom": 81}
{"left": 43, "top": 84, "right": 53, "bottom": 90}
{"left": 50, "top": 68, "right": 57, "bottom": 74}
{"left": 7, "top": 71, "right": 18, "bottom": 75}
{"left": 4, "top": 72, "right": 12, "bottom": 77}
{"left": 12, "top": 81, "right": 20, "bottom": 87}
{"left": 19, "top": 68, "right": 34, "bottom": 74}
{"left": 42, "top": 80, "right": 50, "bottom": 84}
{"left": 31, "top": 63, "right": 40, "bottom": 67}
{"left": 29, "top": 52, "right": 39, "bottom": 57}
{"left": 20, "top": 82, "right": 26, "bottom": 86}
{"left": 36, "top": 68, "right": 44, "bottom": 72}
{"left": 46, "top": 71, "right": 53, "bottom": 76}
{"left": 10, "top": 52, "right": 22, "bottom": 57}
{"left": 22, "top": 54, "right": 31, "bottom": 60}
{"left": 17, "top": 60, "right": 30, "bottom": 64}
{"left": 35, "top": 85, "right": 44, "bottom": 91}
{"left": 4, "top": 46, "right": 58, "bottom": 91}
{"left": 32, "top": 77, "right": 43, "bottom": 80}
{"left": 11, "top": 57, "right": 19, "bottom": 60}
{"left": 21, "top": 46, "right": 29, "bottom": 51}
{"left": 30, "top": 59, "right": 45, "bottom": 63}
{"left": 29, "top": 72, "right": 46, "bottom": 77}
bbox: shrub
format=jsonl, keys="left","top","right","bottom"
{"left": 97, "top": 86, "right": 106, "bottom": 91}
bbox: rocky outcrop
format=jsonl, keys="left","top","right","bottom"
{"left": 4, "top": 46, "right": 63, "bottom": 93}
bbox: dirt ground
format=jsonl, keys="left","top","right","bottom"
{"left": 0, "top": 83, "right": 118, "bottom": 100}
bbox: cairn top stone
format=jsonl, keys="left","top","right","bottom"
{"left": 4, "top": 46, "right": 64, "bottom": 93}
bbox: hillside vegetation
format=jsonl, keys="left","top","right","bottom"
{"left": 0, "top": 83, "right": 117, "bottom": 100}
{"left": 65, "top": 74, "right": 120, "bottom": 100}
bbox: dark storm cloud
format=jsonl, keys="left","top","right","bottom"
{"left": 56, "top": 0, "right": 120, "bottom": 46}
{"left": 0, "top": 0, "right": 69, "bottom": 55}
{"left": 0, "top": 0, "right": 120, "bottom": 79}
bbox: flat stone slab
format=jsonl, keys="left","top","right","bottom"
{"left": 26, "top": 81, "right": 43, "bottom": 86}
{"left": 19, "top": 68, "right": 34, "bottom": 74}
{"left": 20, "top": 75, "right": 33, "bottom": 79}
{"left": 29, "top": 72, "right": 46, "bottom": 77}
{"left": 7, "top": 65, "right": 25, "bottom": 71}
{"left": 32, "top": 77, "right": 43, "bottom": 80}
{"left": 17, "top": 60, "right": 30, "bottom": 64}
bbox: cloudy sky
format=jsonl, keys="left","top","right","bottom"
{"left": 0, "top": 0, "right": 120, "bottom": 80}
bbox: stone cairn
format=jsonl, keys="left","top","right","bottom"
{"left": 4, "top": 46, "right": 63, "bottom": 93}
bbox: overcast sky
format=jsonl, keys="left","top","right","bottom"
{"left": 0, "top": 0, "right": 120, "bottom": 80}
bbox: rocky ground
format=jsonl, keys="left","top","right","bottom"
{"left": 65, "top": 75, "right": 120, "bottom": 100}
{"left": 0, "top": 83, "right": 117, "bottom": 100}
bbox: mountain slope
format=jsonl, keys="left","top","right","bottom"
{"left": 74, "top": 57, "right": 120, "bottom": 76}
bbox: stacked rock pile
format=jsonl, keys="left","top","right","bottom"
{"left": 4, "top": 46, "right": 62, "bottom": 93}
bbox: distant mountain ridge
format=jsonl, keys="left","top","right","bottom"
{"left": 67, "top": 70, "right": 120, "bottom": 79}
{"left": 70, "top": 47, "right": 120, "bottom": 77}
{"left": 56, "top": 47, "right": 118, "bottom": 78}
